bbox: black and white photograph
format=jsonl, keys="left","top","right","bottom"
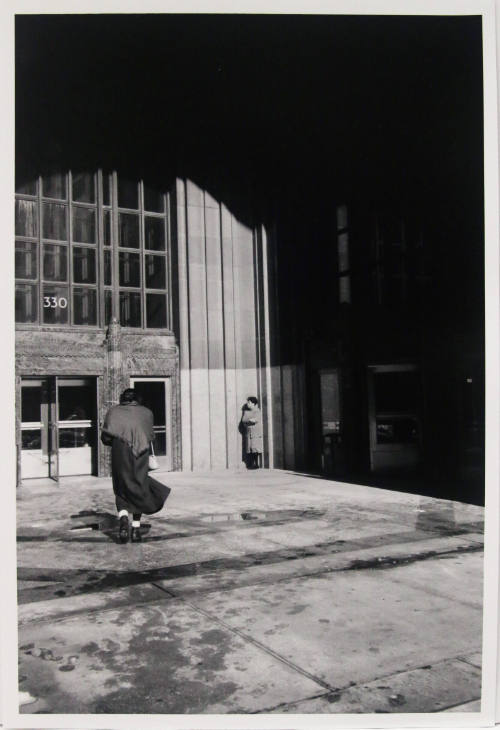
{"left": 3, "top": 0, "right": 500, "bottom": 727}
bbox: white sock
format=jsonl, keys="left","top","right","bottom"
{"left": 118, "top": 510, "right": 128, "bottom": 519}
{"left": 132, "top": 520, "right": 141, "bottom": 528}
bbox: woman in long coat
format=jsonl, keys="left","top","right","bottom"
{"left": 101, "top": 388, "right": 170, "bottom": 543}
{"left": 241, "top": 396, "right": 263, "bottom": 469}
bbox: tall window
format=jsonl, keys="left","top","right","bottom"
{"left": 15, "top": 171, "right": 171, "bottom": 329}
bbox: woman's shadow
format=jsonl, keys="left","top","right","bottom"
{"left": 70, "top": 510, "right": 151, "bottom": 544}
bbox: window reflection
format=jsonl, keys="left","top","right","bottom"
{"left": 73, "top": 247, "right": 96, "bottom": 284}
{"left": 145, "top": 254, "right": 166, "bottom": 289}
{"left": 42, "top": 285, "right": 69, "bottom": 324}
{"left": 72, "top": 173, "right": 95, "bottom": 203}
{"left": 15, "top": 200, "right": 38, "bottom": 238}
{"left": 144, "top": 217, "right": 165, "bottom": 251}
{"left": 119, "top": 291, "right": 141, "bottom": 327}
{"left": 16, "top": 241, "right": 38, "bottom": 280}
{"left": 146, "top": 293, "right": 167, "bottom": 328}
{"left": 43, "top": 244, "right": 68, "bottom": 282}
{"left": 118, "top": 213, "right": 140, "bottom": 248}
{"left": 73, "top": 288, "right": 97, "bottom": 326}
{"left": 118, "top": 179, "right": 138, "bottom": 209}
{"left": 15, "top": 283, "right": 38, "bottom": 323}
{"left": 42, "top": 173, "right": 67, "bottom": 200}
{"left": 15, "top": 172, "right": 170, "bottom": 329}
{"left": 73, "top": 207, "right": 96, "bottom": 243}
{"left": 119, "top": 251, "right": 141, "bottom": 287}
{"left": 43, "top": 203, "right": 67, "bottom": 241}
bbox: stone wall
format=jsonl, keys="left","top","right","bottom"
{"left": 174, "top": 179, "right": 275, "bottom": 470}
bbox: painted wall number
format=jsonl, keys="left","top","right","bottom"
{"left": 43, "top": 296, "right": 68, "bottom": 309}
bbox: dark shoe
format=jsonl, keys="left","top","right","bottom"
{"left": 119, "top": 516, "right": 129, "bottom": 544}
{"left": 131, "top": 526, "right": 142, "bottom": 543}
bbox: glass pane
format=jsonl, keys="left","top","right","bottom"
{"left": 15, "top": 241, "right": 38, "bottom": 280}
{"left": 104, "top": 249, "right": 112, "bottom": 285}
{"left": 72, "top": 207, "right": 96, "bottom": 243}
{"left": 102, "top": 174, "right": 111, "bottom": 206}
{"left": 15, "top": 199, "right": 38, "bottom": 237}
{"left": 73, "top": 247, "right": 96, "bottom": 284}
{"left": 103, "top": 210, "right": 111, "bottom": 245}
{"left": 15, "top": 283, "right": 38, "bottom": 323}
{"left": 59, "top": 426, "right": 94, "bottom": 448}
{"left": 132, "top": 381, "right": 165, "bottom": 426}
{"left": 119, "top": 251, "right": 140, "bottom": 287}
{"left": 146, "top": 293, "right": 167, "bottom": 328}
{"left": 72, "top": 172, "right": 95, "bottom": 203}
{"left": 42, "top": 202, "right": 67, "bottom": 240}
{"left": 42, "top": 173, "right": 67, "bottom": 200}
{"left": 22, "top": 429, "right": 42, "bottom": 449}
{"left": 153, "top": 431, "right": 167, "bottom": 456}
{"left": 119, "top": 291, "right": 141, "bottom": 327}
{"left": 16, "top": 178, "right": 37, "bottom": 196}
{"left": 43, "top": 244, "right": 68, "bottom": 282}
{"left": 145, "top": 254, "right": 166, "bottom": 289}
{"left": 374, "top": 371, "right": 419, "bottom": 413}
{"left": 320, "top": 371, "right": 340, "bottom": 435}
{"left": 104, "top": 289, "right": 113, "bottom": 324}
{"left": 42, "top": 285, "right": 69, "bottom": 324}
{"left": 58, "top": 381, "right": 95, "bottom": 420}
{"left": 22, "top": 384, "right": 42, "bottom": 422}
{"left": 144, "top": 216, "right": 165, "bottom": 251}
{"left": 73, "top": 288, "right": 97, "bottom": 326}
{"left": 144, "top": 186, "right": 164, "bottom": 213}
{"left": 118, "top": 178, "right": 138, "bottom": 209}
{"left": 118, "top": 213, "right": 139, "bottom": 248}
{"left": 376, "top": 417, "right": 419, "bottom": 444}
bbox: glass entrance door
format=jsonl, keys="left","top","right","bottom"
{"left": 367, "top": 365, "right": 421, "bottom": 473}
{"left": 21, "top": 378, "right": 58, "bottom": 479}
{"left": 20, "top": 376, "right": 97, "bottom": 480}
{"left": 130, "top": 378, "right": 172, "bottom": 471}
{"left": 57, "top": 378, "right": 97, "bottom": 476}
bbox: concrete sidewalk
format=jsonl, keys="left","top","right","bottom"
{"left": 16, "top": 469, "right": 484, "bottom": 715}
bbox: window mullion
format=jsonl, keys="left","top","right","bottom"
{"left": 140, "top": 180, "right": 146, "bottom": 329}
{"left": 166, "top": 190, "right": 171, "bottom": 329}
{"left": 68, "top": 171, "right": 74, "bottom": 325}
{"left": 112, "top": 172, "right": 119, "bottom": 324}
{"left": 37, "top": 175, "right": 42, "bottom": 324}
{"left": 97, "top": 171, "right": 105, "bottom": 328}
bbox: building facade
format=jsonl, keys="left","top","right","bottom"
{"left": 15, "top": 15, "right": 485, "bottom": 502}
{"left": 15, "top": 171, "right": 275, "bottom": 484}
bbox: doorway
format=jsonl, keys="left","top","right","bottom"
{"left": 20, "top": 377, "right": 97, "bottom": 480}
{"left": 130, "top": 377, "right": 173, "bottom": 471}
{"left": 367, "top": 365, "right": 421, "bottom": 473}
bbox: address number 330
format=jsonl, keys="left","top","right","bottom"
{"left": 43, "top": 296, "right": 68, "bottom": 308}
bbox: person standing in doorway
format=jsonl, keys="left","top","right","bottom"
{"left": 101, "top": 388, "right": 170, "bottom": 543}
{"left": 241, "top": 396, "right": 263, "bottom": 469}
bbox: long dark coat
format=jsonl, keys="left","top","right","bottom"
{"left": 101, "top": 403, "right": 170, "bottom": 515}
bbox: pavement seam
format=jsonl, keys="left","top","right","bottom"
{"left": 151, "top": 582, "right": 338, "bottom": 693}
{"left": 17, "top": 541, "right": 484, "bottom": 623}
{"left": 250, "top": 653, "right": 483, "bottom": 714}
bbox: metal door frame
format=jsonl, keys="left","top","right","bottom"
{"left": 130, "top": 376, "right": 173, "bottom": 471}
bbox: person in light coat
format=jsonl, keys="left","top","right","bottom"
{"left": 240, "top": 396, "right": 263, "bottom": 469}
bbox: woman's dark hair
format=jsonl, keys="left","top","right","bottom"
{"left": 120, "top": 388, "right": 137, "bottom": 404}
{"left": 247, "top": 396, "right": 259, "bottom": 406}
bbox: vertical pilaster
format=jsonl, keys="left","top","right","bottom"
{"left": 16, "top": 374, "right": 22, "bottom": 487}
{"left": 186, "top": 180, "right": 211, "bottom": 470}
{"left": 205, "top": 191, "right": 227, "bottom": 468}
{"left": 221, "top": 203, "right": 239, "bottom": 468}
{"left": 176, "top": 178, "right": 193, "bottom": 471}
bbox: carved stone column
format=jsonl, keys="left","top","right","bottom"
{"left": 106, "top": 318, "right": 123, "bottom": 408}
